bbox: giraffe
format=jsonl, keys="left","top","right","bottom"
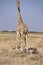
{"left": 15, "top": 0, "right": 28, "bottom": 51}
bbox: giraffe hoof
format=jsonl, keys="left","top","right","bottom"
{"left": 15, "top": 48, "right": 18, "bottom": 52}
{"left": 23, "top": 48, "right": 27, "bottom": 53}
{"left": 20, "top": 48, "right": 23, "bottom": 51}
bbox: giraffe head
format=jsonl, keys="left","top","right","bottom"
{"left": 16, "top": 0, "right": 20, "bottom": 7}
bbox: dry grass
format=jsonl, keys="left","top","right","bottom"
{"left": 0, "top": 32, "right": 43, "bottom": 65}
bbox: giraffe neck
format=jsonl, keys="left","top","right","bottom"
{"left": 17, "top": 6, "right": 23, "bottom": 24}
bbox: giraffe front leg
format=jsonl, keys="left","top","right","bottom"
{"left": 20, "top": 43, "right": 23, "bottom": 51}
{"left": 26, "top": 34, "right": 28, "bottom": 52}
{"left": 15, "top": 31, "right": 19, "bottom": 51}
{"left": 15, "top": 38, "right": 18, "bottom": 51}
{"left": 20, "top": 36, "right": 23, "bottom": 51}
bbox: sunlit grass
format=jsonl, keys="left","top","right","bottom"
{"left": 0, "top": 32, "right": 43, "bottom": 65}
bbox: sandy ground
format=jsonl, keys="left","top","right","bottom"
{"left": 0, "top": 32, "right": 43, "bottom": 65}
